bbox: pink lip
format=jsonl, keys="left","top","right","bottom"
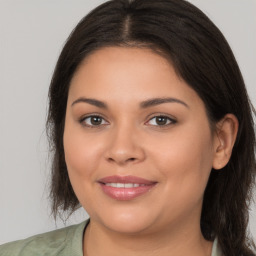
{"left": 98, "top": 175, "right": 157, "bottom": 201}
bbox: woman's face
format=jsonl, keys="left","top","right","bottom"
{"left": 64, "top": 47, "right": 219, "bottom": 235}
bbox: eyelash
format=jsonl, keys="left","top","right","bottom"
{"left": 79, "top": 115, "right": 108, "bottom": 128}
{"left": 146, "top": 115, "right": 177, "bottom": 127}
{"left": 79, "top": 114, "right": 177, "bottom": 128}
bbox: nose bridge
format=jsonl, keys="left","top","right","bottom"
{"left": 106, "top": 119, "right": 145, "bottom": 165}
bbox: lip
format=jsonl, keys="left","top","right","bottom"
{"left": 98, "top": 175, "right": 157, "bottom": 201}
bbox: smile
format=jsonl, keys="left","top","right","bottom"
{"left": 98, "top": 176, "right": 157, "bottom": 200}
{"left": 105, "top": 183, "right": 144, "bottom": 188}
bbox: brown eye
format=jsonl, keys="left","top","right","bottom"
{"left": 81, "top": 115, "right": 108, "bottom": 127}
{"left": 147, "top": 115, "right": 176, "bottom": 126}
{"left": 156, "top": 116, "right": 168, "bottom": 125}
{"left": 91, "top": 116, "right": 103, "bottom": 125}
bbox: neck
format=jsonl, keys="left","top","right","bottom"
{"left": 83, "top": 218, "right": 213, "bottom": 256}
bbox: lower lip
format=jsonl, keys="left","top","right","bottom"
{"left": 99, "top": 183, "right": 156, "bottom": 200}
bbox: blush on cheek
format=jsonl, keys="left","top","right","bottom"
{"left": 64, "top": 137, "right": 105, "bottom": 186}
{"left": 155, "top": 130, "right": 213, "bottom": 196}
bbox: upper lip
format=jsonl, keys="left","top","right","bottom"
{"left": 98, "top": 175, "right": 157, "bottom": 185}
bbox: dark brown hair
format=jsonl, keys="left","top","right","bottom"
{"left": 47, "top": 0, "right": 256, "bottom": 255}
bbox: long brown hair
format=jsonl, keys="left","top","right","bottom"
{"left": 47, "top": 0, "right": 256, "bottom": 255}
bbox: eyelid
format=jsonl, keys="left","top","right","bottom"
{"left": 145, "top": 113, "right": 177, "bottom": 127}
{"left": 78, "top": 112, "right": 176, "bottom": 128}
{"left": 79, "top": 113, "right": 109, "bottom": 128}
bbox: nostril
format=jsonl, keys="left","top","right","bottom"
{"left": 108, "top": 157, "right": 115, "bottom": 162}
{"left": 107, "top": 157, "right": 137, "bottom": 164}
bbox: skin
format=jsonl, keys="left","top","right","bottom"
{"left": 63, "top": 47, "right": 238, "bottom": 256}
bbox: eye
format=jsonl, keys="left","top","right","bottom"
{"left": 80, "top": 115, "right": 108, "bottom": 127}
{"left": 146, "top": 115, "right": 176, "bottom": 126}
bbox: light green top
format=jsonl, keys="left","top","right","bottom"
{"left": 0, "top": 219, "right": 222, "bottom": 256}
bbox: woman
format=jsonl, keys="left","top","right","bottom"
{"left": 1, "top": 0, "right": 255, "bottom": 255}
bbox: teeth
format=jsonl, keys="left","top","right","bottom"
{"left": 105, "top": 183, "right": 142, "bottom": 188}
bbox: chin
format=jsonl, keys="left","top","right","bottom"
{"left": 91, "top": 207, "right": 159, "bottom": 235}
{"left": 104, "top": 218, "right": 154, "bottom": 235}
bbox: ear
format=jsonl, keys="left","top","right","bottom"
{"left": 212, "top": 114, "right": 239, "bottom": 170}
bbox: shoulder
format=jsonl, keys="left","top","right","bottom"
{"left": 0, "top": 220, "right": 88, "bottom": 256}
{"left": 211, "top": 237, "right": 223, "bottom": 256}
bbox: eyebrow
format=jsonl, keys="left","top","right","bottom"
{"left": 71, "top": 97, "right": 189, "bottom": 109}
{"left": 71, "top": 98, "right": 107, "bottom": 109}
{"left": 140, "top": 97, "right": 189, "bottom": 108}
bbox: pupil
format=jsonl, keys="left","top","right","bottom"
{"left": 156, "top": 116, "right": 167, "bottom": 125}
{"left": 91, "top": 116, "right": 102, "bottom": 125}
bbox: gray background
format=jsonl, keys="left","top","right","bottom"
{"left": 0, "top": 0, "right": 255, "bottom": 244}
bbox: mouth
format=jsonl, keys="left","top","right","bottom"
{"left": 98, "top": 175, "right": 157, "bottom": 201}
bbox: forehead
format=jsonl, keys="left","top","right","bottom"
{"left": 71, "top": 46, "right": 174, "bottom": 87}
{"left": 69, "top": 46, "right": 199, "bottom": 102}
{"left": 67, "top": 46, "right": 212, "bottom": 130}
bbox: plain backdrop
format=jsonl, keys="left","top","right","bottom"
{"left": 0, "top": 0, "right": 255, "bottom": 244}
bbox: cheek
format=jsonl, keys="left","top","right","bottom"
{"left": 63, "top": 124, "right": 103, "bottom": 181}
{"left": 151, "top": 124, "right": 214, "bottom": 195}
{"left": 63, "top": 125, "right": 105, "bottom": 212}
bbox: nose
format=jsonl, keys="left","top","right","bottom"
{"left": 105, "top": 123, "right": 146, "bottom": 166}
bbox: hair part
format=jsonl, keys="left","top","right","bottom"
{"left": 47, "top": 0, "right": 256, "bottom": 254}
